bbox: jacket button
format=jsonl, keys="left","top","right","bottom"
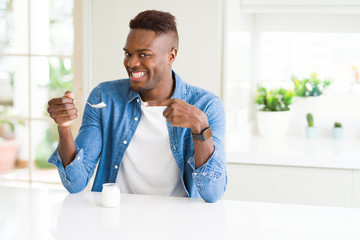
{"left": 123, "top": 140, "right": 127, "bottom": 144}
{"left": 114, "top": 165, "right": 118, "bottom": 169}
{"left": 134, "top": 117, "right": 139, "bottom": 121}
{"left": 137, "top": 98, "right": 140, "bottom": 103}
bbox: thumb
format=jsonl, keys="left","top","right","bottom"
{"left": 64, "top": 91, "right": 73, "bottom": 99}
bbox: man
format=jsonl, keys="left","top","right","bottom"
{"left": 47, "top": 10, "right": 227, "bottom": 203}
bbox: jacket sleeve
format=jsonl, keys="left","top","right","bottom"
{"left": 187, "top": 97, "right": 227, "bottom": 203}
{"left": 48, "top": 86, "right": 103, "bottom": 193}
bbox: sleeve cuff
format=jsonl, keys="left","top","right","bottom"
{"left": 48, "top": 144, "right": 84, "bottom": 176}
{"left": 187, "top": 148, "right": 225, "bottom": 180}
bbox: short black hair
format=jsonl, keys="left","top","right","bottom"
{"left": 129, "top": 10, "right": 179, "bottom": 48}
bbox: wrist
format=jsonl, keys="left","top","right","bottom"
{"left": 190, "top": 113, "right": 209, "bottom": 134}
{"left": 58, "top": 125, "right": 71, "bottom": 133}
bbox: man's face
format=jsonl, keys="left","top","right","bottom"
{"left": 123, "top": 29, "right": 175, "bottom": 94}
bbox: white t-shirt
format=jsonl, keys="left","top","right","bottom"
{"left": 116, "top": 104, "right": 187, "bottom": 197}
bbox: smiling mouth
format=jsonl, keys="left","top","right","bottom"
{"left": 130, "top": 71, "right": 146, "bottom": 81}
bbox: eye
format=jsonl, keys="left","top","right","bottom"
{"left": 124, "top": 52, "right": 131, "bottom": 57}
{"left": 139, "top": 53, "right": 150, "bottom": 58}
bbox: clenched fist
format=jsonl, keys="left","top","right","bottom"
{"left": 47, "top": 91, "right": 79, "bottom": 128}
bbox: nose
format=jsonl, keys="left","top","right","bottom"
{"left": 126, "top": 55, "right": 140, "bottom": 68}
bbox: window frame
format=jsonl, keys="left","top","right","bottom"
{"left": 0, "top": 0, "right": 85, "bottom": 187}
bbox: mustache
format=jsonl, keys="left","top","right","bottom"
{"left": 127, "top": 68, "right": 146, "bottom": 72}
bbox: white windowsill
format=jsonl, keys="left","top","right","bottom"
{"left": 227, "top": 135, "right": 360, "bottom": 170}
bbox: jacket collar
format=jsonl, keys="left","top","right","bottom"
{"left": 171, "top": 71, "right": 186, "bottom": 100}
{"left": 126, "top": 85, "right": 140, "bottom": 103}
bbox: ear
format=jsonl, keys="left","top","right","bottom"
{"left": 168, "top": 47, "right": 177, "bottom": 65}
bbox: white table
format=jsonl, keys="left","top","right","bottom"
{"left": 1, "top": 187, "right": 360, "bottom": 240}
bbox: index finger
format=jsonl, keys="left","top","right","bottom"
{"left": 144, "top": 99, "right": 173, "bottom": 107}
{"left": 48, "top": 96, "right": 74, "bottom": 105}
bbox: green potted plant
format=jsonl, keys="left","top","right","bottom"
{"left": 0, "top": 119, "right": 18, "bottom": 172}
{"left": 35, "top": 128, "right": 57, "bottom": 168}
{"left": 305, "top": 113, "right": 317, "bottom": 139}
{"left": 332, "top": 122, "right": 344, "bottom": 140}
{"left": 292, "top": 72, "right": 331, "bottom": 97}
{"left": 255, "top": 85, "right": 294, "bottom": 139}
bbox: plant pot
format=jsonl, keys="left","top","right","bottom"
{"left": 256, "top": 110, "right": 290, "bottom": 139}
{"left": 305, "top": 127, "right": 317, "bottom": 139}
{"left": 332, "top": 127, "right": 344, "bottom": 140}
{"left": 0, "top": 139, "right": 18, "bottom": 172}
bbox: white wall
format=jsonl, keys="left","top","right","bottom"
{"left": 91, "top": 0, "right": 224, "bottom": 97}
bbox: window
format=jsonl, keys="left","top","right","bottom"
{"left": 259, "top": 32, "right": 360, "bottom": 130}
{"left": 224, "top": 0, "right": 360, "bottom": 148}
{"left": 0, "top": 0, "right": 77, "bottom": 188}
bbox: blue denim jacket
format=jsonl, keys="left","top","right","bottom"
{"left": 48, "top": 71, "right": 227, "bottom": 203}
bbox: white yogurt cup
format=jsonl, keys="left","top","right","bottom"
{"left": 102, "top": 183, "right": 120, "bottom": 208}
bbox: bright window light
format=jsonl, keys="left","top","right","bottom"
{"left": 259, "top": 32, "right": 360, "bottom": 89}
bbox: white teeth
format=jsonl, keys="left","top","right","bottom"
{"left": 131, "top": 72, "right": 145, "bottom": 78}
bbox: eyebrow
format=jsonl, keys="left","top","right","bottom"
{"left": 123, "top": 48, "right": 153, "bottom": 52}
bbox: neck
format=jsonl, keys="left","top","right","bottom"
{"left": 140, "top": 71, "right": 174, "bottom": 101}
